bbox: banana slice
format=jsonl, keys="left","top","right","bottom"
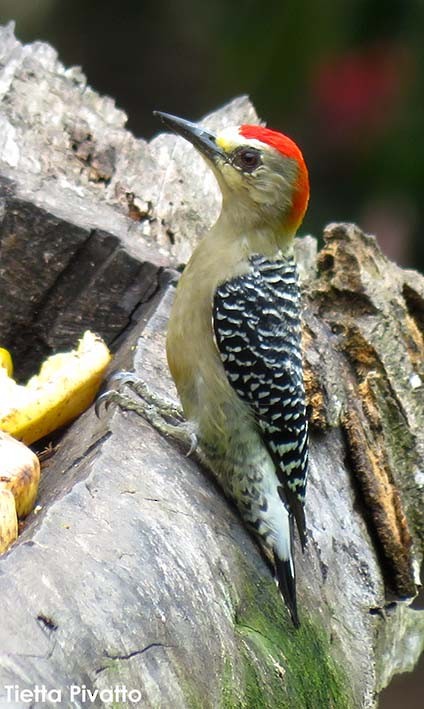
{"left": 0, "top": 348, "right": 13, "bottom": 376}
{"left": 0, "top": 331, "right": 111, "bottom": 445}
{"left": 0, "top": 432, "right": 41, "bottom": 518}
{"left": 0, "top": 489, "right": 18, "bottom": 554}
{"left": 0, "top": 433, "right": 41, "bottom": 554}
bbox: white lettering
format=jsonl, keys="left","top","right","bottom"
{"left": 99, "top": 688, "right": 113, "bottom": 702}
{"left": 33, "top": 686, "right": 47, "bottom": 701}
{"left": 69, "top": 684, "right": 81, "bottom": 699}
{"left": 128, "top": 688, "right": 142, "bottom": 702}
{"left": 49, "top": 688, "right": 62, "bottom": 703}
{"left": 5, "top": 683, "right": 142, "bottom": 705}
{"left": 21, "top": 689, "right": 34, "bottom": 702}
{"left": 85, "top": 686, "right": 99, "bottom": 702}
{"left": 115, "top": 685, "right": 127, "bottom": 701}
{"left": 4, "top": 686, "right": 63, "bottom": 704}
{"left": 4, "top": 686, "right": 17, "bottom": 701}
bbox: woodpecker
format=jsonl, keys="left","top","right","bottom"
{"left": 155, "top": 111, "right": 310, "bottom": 627}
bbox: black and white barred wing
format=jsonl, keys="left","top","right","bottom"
{"left": 213, "top": 255, "right": 308, "bottom": 547}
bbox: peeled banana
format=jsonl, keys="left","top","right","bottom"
{"left": 0, "top": 332, "right": 111, "bottom": 552}
{"left": 0, "top": 347, "right": 13, "bottom": 376}
{"left": 0, "top": 331, "right": 111, "bottom": 445}
{"left": 0, "top": 489, "right": 18, "bottom": 554}
{"left": 0, "top": 432, "right": 40, "bottom": 553}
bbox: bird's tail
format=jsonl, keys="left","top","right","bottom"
{"left": 273, "top": 515, "right": 300, "bottom": 628}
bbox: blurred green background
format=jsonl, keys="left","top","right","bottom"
{"left": 0, "top": 1, "right": 422, "bottom": 705}
{"left": 1, "top": 0, "right": 423, "bottom": 271}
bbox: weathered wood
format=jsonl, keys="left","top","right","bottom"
{"left": 0, "top": 22, "right": 423, "bottom": 708}
{"left": 0, "top": 22, "right": 257, "bottom": 379}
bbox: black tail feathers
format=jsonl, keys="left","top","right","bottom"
{"left": 273, "top": 551, "right": 300, "bottom": 628}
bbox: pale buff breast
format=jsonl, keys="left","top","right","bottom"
{"left": 166, "top": 229, "right": 253, "bottom": 440}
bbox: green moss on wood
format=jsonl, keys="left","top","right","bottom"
{"left": 221, "top": 575, "right": 352, "bottom": 709}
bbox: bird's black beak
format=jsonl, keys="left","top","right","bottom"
{"left": 153, "top": 111, "right": 226, "bottom": 162}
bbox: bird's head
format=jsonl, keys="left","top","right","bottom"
{"left": 154, "top": 111, "right": 309, "bottom": 240}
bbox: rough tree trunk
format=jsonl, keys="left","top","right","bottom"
{"left": 0, "top": 23, "right": 423, "bottom": 708}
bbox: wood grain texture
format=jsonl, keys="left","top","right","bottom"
{"left": 0, "top": 23, "right": 423, "bottom": 708}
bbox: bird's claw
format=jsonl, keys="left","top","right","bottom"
{"left": 95, "top": 371, "right": 137, "bottom": 419}
{"left": 95, "top": 390, "right": 116, "bottom": 418}
{"left": 106, "top": 370, "right": 138, "bottom": 387}
{"left": 95, "top": 372, "right": 200, "bottom": 461}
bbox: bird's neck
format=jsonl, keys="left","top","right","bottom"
{"left": 215, "top": 208, "right": 295, "bottom": 260}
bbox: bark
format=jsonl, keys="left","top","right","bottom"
{"left": 0, "top": 22, "right": 423, "bottom": 708}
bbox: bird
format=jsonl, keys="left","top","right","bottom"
{"left": 152, "top": 111, "right": 310, "bottom": 627}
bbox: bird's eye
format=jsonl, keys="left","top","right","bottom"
{"left": 232, "top": 148, "right": 262, "bottom": 173}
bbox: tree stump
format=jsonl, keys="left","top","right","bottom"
{"left": 0, "top": 22, "right": 423, "bottom": 708}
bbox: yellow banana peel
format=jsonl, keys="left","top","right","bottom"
{"left": 0, "top": 331, "right": 111, "bottom": 445}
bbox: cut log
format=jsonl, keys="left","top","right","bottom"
{"left": 0, "top": 22, "right": 423, "bottom": 708}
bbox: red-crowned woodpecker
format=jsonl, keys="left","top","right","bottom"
{"left": 154, "top": 111, "right": 310, "bottom": 627}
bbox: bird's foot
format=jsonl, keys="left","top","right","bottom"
{"left": 96, "top": 371, "right": 198, "bottom": 454}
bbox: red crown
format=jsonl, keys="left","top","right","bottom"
{"left": 239, "top": 125, "right": 310, "bottom": 230}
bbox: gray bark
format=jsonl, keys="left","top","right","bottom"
{"left": 0, "top": 22, "right": 423, "bottom": 708}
